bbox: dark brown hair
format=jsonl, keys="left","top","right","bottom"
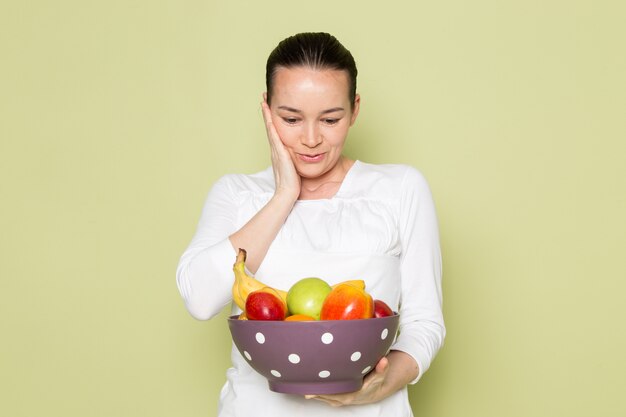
{"left": 265, "top": 32, "right": 358, "bottom": 107}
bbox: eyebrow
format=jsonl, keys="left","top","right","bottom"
{"left": 277, "top": 106, "right": 345, "bottom": 115}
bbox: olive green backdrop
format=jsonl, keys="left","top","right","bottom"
{"left": 2, "top": 1, "right": 625, "bottom": 416}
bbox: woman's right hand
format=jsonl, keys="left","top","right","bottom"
{"left": 261, "top": 98, "right": 301, "bottom": 202}
{"left": 228, "top": 99, "right": 301, "bottom": 273}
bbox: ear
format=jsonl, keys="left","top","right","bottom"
{"left": 262, "top": 92, "right": 268, "bottom": 103}
{"left": 350, "top": 94, "right": 361, "bottom": 126}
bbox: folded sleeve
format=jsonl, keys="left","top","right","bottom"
{"left": 176, "top": 176, "right": 239, "bottom": 320}
{"left": 391, "top": 167, "right": 446, "bottom": 383}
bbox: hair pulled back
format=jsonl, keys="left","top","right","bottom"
{"left": 265, "top": 32, "right": 358, "bottom": 107}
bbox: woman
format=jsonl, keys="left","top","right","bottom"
{"left": 177, "top": 32, "right": 445, "bottom": 416}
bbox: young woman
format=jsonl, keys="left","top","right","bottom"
{"left": 177, "top": 32, "right": 445, "bottom": 416}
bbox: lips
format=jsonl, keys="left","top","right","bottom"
{"left": 297, "top": 153, "right": 325, "bottom": 163}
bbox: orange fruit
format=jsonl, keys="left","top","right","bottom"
{"left": 285, "top": 314, "right": 316, "bottom": 321}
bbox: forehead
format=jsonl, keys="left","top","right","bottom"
{"left": 272, "top": 66, "right": 351, "bottom": 105}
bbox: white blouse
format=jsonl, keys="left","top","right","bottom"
{"left": 176, "top": 160, "right": 445, "bottom": 417}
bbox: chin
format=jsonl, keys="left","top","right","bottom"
{"left": 296, "top": 166, "right": 327, "bottom": 179}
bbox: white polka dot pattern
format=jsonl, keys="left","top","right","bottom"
{"left": 230, "top": 315, "right": 399, "bottom": 394}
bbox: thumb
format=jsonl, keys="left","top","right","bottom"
{"left": 375, "top": 356, "right": 389, "bottom": 374}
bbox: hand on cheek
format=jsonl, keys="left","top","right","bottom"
{"left": 261, "top": 97, "right": 300, "bottom": 201}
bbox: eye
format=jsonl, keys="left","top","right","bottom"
{"left": 283, "top": 117, "right": 299, "bottom": 125}
{"left": 323, "top": 118, "right": 339, "bottom": 125}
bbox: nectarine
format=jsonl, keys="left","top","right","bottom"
{"left": 320, "top": 283, "right": 374, "bottom": 320}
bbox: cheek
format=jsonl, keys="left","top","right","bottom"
{"left": 325, "top": 126, "right": 350, "bottom": 146}
{"left": 272, "top": 123, "right": 297, "bottom": 146}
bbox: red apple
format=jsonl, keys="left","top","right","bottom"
{"left": 320, "top": 283, "right": 374, "bottom": 320}
{"left": 245, "top": 289, "right": 287, "bottom": 321}
{"left": 373, "top": 299, "right": 394, "bottom": 318}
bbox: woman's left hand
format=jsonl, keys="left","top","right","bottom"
{"left": 305, "top": 357, "right": 389, "bottom": 407}
{"left": 304, "top": 350, "right": 419, "bottom": 407}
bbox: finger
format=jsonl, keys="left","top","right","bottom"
{"left": 260, "top": 102, "right": 284, "bottom": 150}
{"left": 260, "top": 99, "right": 270, "bottom": 118}
{"left": 309, "top": 396, "right": 345, "bottom": 407}
{"left": 362, "top": 357, "right": 389, "bottom": 388}
{"left": 313, "top": 392, "right": 355, "bottom": 404}
{"left": 260, "top": 101, "right": 273, "bottom": 135}
{"left": 375, "top": 356, "right": 390, "bottom": 374}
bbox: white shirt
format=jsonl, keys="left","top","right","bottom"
{"left": 176, "top": 160, "right": 445, "bottom": 417}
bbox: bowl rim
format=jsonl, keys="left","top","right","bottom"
{"left": 227, "top": 312, "right": 399, "bottom": 323}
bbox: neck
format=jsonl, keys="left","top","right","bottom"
{"left": 299, "top": 157, "right": 355, "bottom": 200}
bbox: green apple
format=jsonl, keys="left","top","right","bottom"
{"left": 286, "top": 277, "right": 332, "bottom": 320}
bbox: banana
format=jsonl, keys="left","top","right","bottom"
{"left": 232, "top": 248, "right": 288, "bottom": 310}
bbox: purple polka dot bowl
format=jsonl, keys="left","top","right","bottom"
{"left": 227, "top": 313, "right": 399, "bottom": 395}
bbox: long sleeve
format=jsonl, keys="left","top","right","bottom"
{"left": 195, "top": 162, "right": 444, "bottom": 416}
{"left": 391, "top": 167, "right": 446, "bottom": 382}
{"left": 176, "top": 176, "right": 239, "bottom": 320}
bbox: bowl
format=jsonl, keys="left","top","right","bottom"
{"left": 227, "top": 313, "right": 399, "bottom": 395}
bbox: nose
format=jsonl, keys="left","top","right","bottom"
{"left": 301, "top": 122, "right": 322, "bottom": 148}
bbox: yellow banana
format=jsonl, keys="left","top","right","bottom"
{"left": 232, "top": 248, "right": 288, "bottom": 310}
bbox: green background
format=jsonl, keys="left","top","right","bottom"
{"left": 2, "top": 1, "right": 625, "bottom": 416}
